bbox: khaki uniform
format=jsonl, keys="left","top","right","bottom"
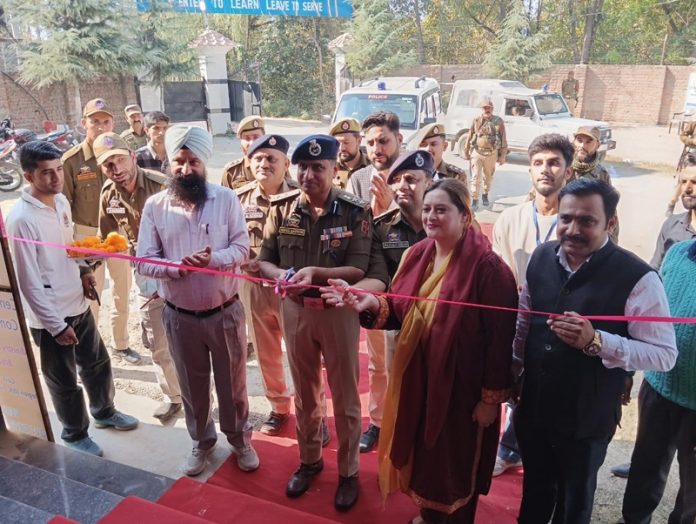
{"left": 98, "top": 167, "right": 181, "bottom": 402}
{"left": 562, "top": 78, "right": 580, "bottom": 106}
{"left": 571, "top": 161, "right": 620, "bottom": 244}
{"left": 235, "top": 179, "right": 299, "bottom": 415}
{"left": 435, "top": 160, "right": 467, "bottom": 184}
{"left": 62, "top": 141, "right": 131, "bottom": 350}
{"left": 334, "top": 150, "right": 369, "bottom": 190}
{"left": 258, "top": 187, "right": 373, "bottom": 476}
{"left": 463, "top": 115, "right": 508, "bottom": 200}
{"left": 120, "top": 128, "right": 148, "bottom": 151}
{"left": 221, "top": 157, "right": 254, "bottom": 190}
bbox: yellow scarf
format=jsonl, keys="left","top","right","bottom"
{"left": 378, "top": 252, "right": 452, "bottom": 498}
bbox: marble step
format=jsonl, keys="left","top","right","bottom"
{"left": 0, "top": 494, "right": 53, "bottom": 524}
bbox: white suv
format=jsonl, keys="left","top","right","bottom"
{"left": 332, "top": 76, "right": 442, "bottom": 144}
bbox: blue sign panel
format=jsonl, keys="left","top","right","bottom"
{"left": 136, "top": 0, "right": 353, "bottom": 18}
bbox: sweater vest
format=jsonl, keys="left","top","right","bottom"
{"left": 521, "top": 240, "right": 652, "bottom": 439}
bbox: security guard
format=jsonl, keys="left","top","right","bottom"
{"left": 411, "top": 122, "right": 467, "bottom": 183}
{"left": 120, "top": 104, "right": 148, "bottom": 151}
{"left": 258, "top": 134, "right": 373, "bottom": 512}
{"left": 329, "top": 117, "right": 369, "bottom": 189}
{"left": 235, "top": 134, "right": 298, "bottom": 436}
{"left": 221, "top": 115, "right": 266, "bottom": 189}
{"left": 94, "top": 132, "right": 182, "bottom": 421}
{"left": 62, "top": 98, "right": 138, "bottom": 364}
{"left": 462, "top": 97, "right": 508, "bottom": 211}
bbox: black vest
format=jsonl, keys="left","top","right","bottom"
{"left": 520, "top": 240, "right": 652, "bottom": 439}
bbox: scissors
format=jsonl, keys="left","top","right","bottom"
{"left": 274, "top": 267, "right": 296, "bottom": 298}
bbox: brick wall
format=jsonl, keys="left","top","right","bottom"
{"left": 393, "top": 63, "right": 696, "bottom": 125}
{"left": 0, "top": 74, "right": 138, "bottom": 134}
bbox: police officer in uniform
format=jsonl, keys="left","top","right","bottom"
{"left": 258, "top": 134, "right": 373, "bottom": 512}
{"left": 120, "top": 104, "right": 148, "bottom": 151}
{"left": 235, "top": 134, "right": 298, "bottom": 436}
{"left": 222, "top": 116, "right": 266, "bottom": 190}
{"left": 62, "top": 98, "right": 140, "bottom": 364}
{"left": 411, "top": 122, "right": 467, "bottom": 183}
{"left": 462, "top": 97, "right": 508, "bottom": 211}
{"left": 329, "top": 117, "right": 369, "bottom": 189}
{"left": 94, "top": 132, "right": 182, "bottom": 421}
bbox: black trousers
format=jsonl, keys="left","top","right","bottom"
{"left": 622, "top": 380, "right": 696, "bottom": 524}
{"left": 514, "top": 408, "right": 613, "bottom": 524}
{"left": 31, "top": 308, "right": 115, "bottom": 442}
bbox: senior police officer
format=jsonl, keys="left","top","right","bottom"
{"left": 462, "top": 97, "right": 508, "bottom": 211}
{"left": 222, "top": 116, "right": 266, "bottom": 190}
{"left": 120, "top": 104, "right": 148, "bottom": 151}
{"left": 235, "top": 134, "right": 298, "bottom": 436}
{"left": 94, "top": 132, "right": 182, "bottom": 422}
{"left": 258, "top": 134, "right": 373, "bottom": 511}
{"left": 329, "top": 117, "right": 369, "bottom": 189}
{"left": 411, "top": 122, "right": 467, "bottom": 183}
{"left": 62, "top": 98, "right": 139, "bottom": 364}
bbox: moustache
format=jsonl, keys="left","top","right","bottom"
{"left": 561, "top": 234, "right": 588, "bottom": 245}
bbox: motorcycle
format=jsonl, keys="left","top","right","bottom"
{"left": 0, "top": 118, "right": 79, "bottom": 155}
{"left": 0, "top": 140, "right": 22, "bottom": 192}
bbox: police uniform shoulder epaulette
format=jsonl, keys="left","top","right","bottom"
{"left": 223, "top": 157, "right": 244, "bottom": 172}
{"left": 100, "top": 178, "right": 116, "bottom": 195}
{"left": 61, "top": 143, "right": 82, "bottom": 161}
{"left": 336, "top": 190, "right": 369, "bottom": 209}
{"left": 142, "top": 168, "right": 167, "bottom": 186}
{"left": 374, "top": 207, "right": 399, "bottom": 225}
{"left": 446, "top": 163, "right": 464, "bottom": 175}
{"left": 233, "top": 180, "right": 257, "bottom": 196}
{"left": 269, "top": 188, "right": 301, "bottom": 204}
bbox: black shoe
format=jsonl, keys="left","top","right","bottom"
{"left": 153, "top": 402, "right": 182, "bottom": 421}
{"left": 471, "top": 199, "right": 479, "bottom": 212}
{"left": 321, "top": 418, "right": 331, "bottom": 448}
{"left": 286, "top": 460, "right": 324, "bottom": 498}
{"left": 334, "top": 475, "right": 359, "bottom": 512}
{"left": 610, "top": 462, "right": 631, "bottom": 479}
{"left": 482, "top": 193, "right": 490, "bottom": 207}
{"left": 246, "top": 342, "right": 255, "bottom": 362}
{"left": 112, "top": 348, "right": 142, "bottom": 365}
{"left": 359, "top": 424, "right": 380, "bottom": 453}
{"left": 260, "top": 412, "right": 289, "bottom": 436}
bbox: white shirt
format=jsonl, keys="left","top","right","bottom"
{"left": 513, "top": 242, "right": 678, "bottom": 374}
{"left": 6, "top": 189, "right": 88, "bottom": 336}
{"left": 135, "top": 183, "right": 249, "bottom": 310}
{"left": 493, "top": 201, "right": 558, "bottom": 287}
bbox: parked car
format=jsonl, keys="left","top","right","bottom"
{"left": 440, "top": 79, "right": 616, "bottom": 157}
{"left": 332, "top": 76, "right": 442, "bottom": 144}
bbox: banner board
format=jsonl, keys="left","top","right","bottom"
{"left": 136, "top": 0, "right": 353, "bottom": 17}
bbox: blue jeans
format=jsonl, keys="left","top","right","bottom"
{"left": 498, "top": 401, "right": 522, "bottom": 463}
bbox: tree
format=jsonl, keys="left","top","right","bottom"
{"left": 483, "top": 0, "right": 555, "bottom": 84}
{"left": 10, "top": 0, "right": 144, "bottom": 125}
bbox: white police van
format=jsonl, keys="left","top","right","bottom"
{"left": 331, "top": 76, "right": 442, "bottom": 144}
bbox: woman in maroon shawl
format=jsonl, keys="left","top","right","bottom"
{"left": 338, "top": 179, "right": 518, "bottom": 523}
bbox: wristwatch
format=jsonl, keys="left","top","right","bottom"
{"left": 582, "top": 330, "right": 602, "bottom": 356}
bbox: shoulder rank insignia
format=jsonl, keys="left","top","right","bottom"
{"left": 233, "top": 180, "right": 257, "bottom": 196}
{"left": 336, "top": 190, "right": 368, "bottom": 208}
{"left": 269, "top": 188, "right": 301, "bottom": 203}
{"left": 374, "top": 207, "right": 399, "bottom": 225}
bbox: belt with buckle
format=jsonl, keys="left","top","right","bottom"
{"left": 166, "top": 295, "right": 239, "bottom": 318}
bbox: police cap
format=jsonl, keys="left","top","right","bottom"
{"left": 387, "top": 150, "right": 435, "bottom": 184}
{"left": 329, "top": 118, "right": 361, "bottom": 136}
{"left": 237, "top": 115, "right": 265, "bottom": 137}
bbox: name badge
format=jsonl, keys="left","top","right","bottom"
{"left": 107, "top": 207, "right": 126, "bottom": 215}
{"left": 244, "top": 206, "right": 265, "bottom": 220}
{"left": 279, "top": 227, "right": 305, "bottom": 237}
{"left": 382, "top": 241, "right": 410, "bottom": 249}
{"left": 77, "top": 170, "right": 97, "bottom": 181}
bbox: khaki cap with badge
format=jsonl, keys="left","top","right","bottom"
{"left": 83, "top": 98, "right": 114, "bottom": 118}
{"left": 574, "top": 126, "right": 600, "bottom": 142}
{"left": 93, "top": 132, "right": 132, "bottom": 165}
{"left": 124, "top": 104, "right": 143, "bottom": 116}
{"left": 329, "top": 118, "right": 361, "bottom": 136}
{"left": 410, "top": 122, "right": 447, "bottom": 151}
{"left": 237, "top": 116, "right": 265, "bottom": 137}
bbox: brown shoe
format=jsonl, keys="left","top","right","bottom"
{"left": 260, "top": 412, "right": 289, "bottom": 436}
{"left": 153, "top": 402, "right": 182, "bottom": 421}
{"left": 286, "top": 459, "right": 324, "bottom": 498}
{"left": 334, "top": 474, "right": 359, "bottom": 511}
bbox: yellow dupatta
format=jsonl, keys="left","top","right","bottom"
{"left": 377, "top": 252, "right": 453, "bottom": 499}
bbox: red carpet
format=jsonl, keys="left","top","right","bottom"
{"left": 100, "top": 496, "right": 209, "bottom": 523}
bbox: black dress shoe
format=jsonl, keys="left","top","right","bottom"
{"left": 610, "top": 462, "right": 631, "bottom": 479}
{"left": 334, "top": 475, "right": 359, "bottom": 512}
{"left": 359, "top": 424, "right": 380, "bottom": 453}
{"left": 286, "top": 460, "right": 324, "bottom": 498}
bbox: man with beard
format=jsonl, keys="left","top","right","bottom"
{"left": 412, "top": 122, "right": 467, "bottom": 183}
{"left": 222, "top": 116, "right": 266, "bottom": 190}
{"left": 258, "top": 135, "right": 372, "bottom": 511}
{"left": 462, "top": 98, "right": 508, "bottom": 211}
{"left": 136, "top": 111, "right": 170, "bottom": 174}
{"left": 120, "top": 104, "right": 148, "bottom": 151}
{"left": 136, "top": 125, "right": 258, "bottom": 477}
{"left": 62, "top": 98, "right": 139, "bottom": 364}
{"left": 348, "top": 112, "right": 402, "bottom": 216}
{"left": 513, "top": 179, "right": 677, "bottom": 524}
{"left": 491, "top": 134, "right": 573, "bottom": 478}
{"left": 95, "top": 132, "right": 182, "bottom": 422}
{"left": 329, "top": 117, "right": 369, "bottom": 189}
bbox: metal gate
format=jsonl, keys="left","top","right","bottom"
{"left": 163, "top": 81, "right": 207, "bottom": 122}
{"left": 228, "top": 80, "right": 261, "bottom": 122}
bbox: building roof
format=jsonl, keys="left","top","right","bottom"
{"left": 190, "top": 29, "right": 238, "bottom": 49}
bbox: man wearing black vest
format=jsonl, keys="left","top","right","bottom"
{"left": 513, "top": 179, "right": 678, "bottom": 524}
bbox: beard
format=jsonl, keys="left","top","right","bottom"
{"left": 167, "top": 172, "right": 208, "bottom": 207}
{"left": 339, "top": 150, "right": 357, "bottom": 164}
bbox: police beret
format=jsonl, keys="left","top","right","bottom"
{"left": 387, "top": 150, "right": 435, "bottom": 184}
{"left": 329, "top": 118, "right": 361, "bottom": 136}
{"left": 410, "top": 123, "right": 447, "bottom": 150}
{"left": 83, "top": 98, "right": 113, "bottom": 118}
{"left": 291, "top": 134, "right": 339, "bottom": 164}
{"left": 246, "top": 134, "right": 289, "bottom": 158}
{"left": 237, "top": 115, "right": 265, "bottom": 137}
